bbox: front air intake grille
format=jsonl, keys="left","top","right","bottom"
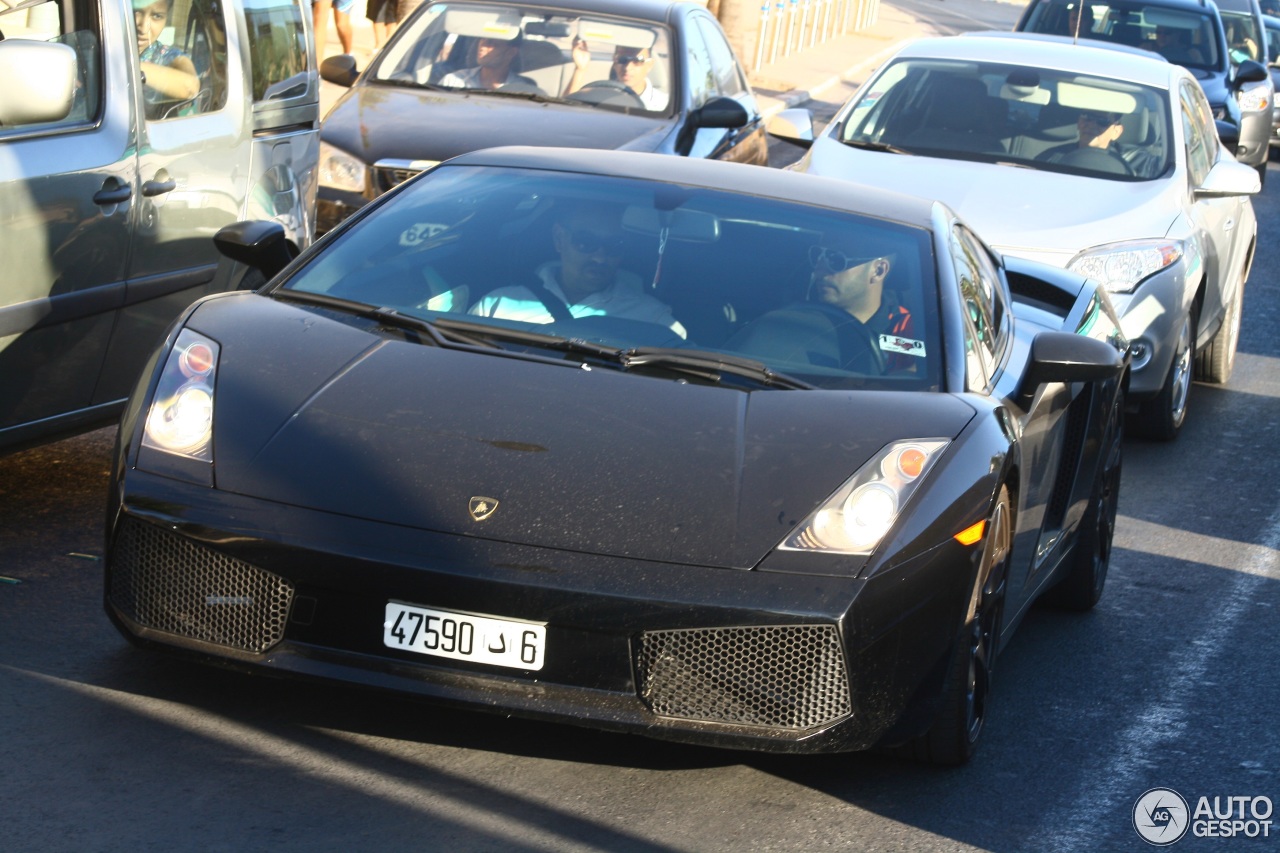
{"left": 373, "top": 165, "right": 424, "bottom": 193}
{"left": 635, "top": 625, "right": 852, "bottom": 730}
{"left": 109, "top": 518, "right": 293, "bottom": 653}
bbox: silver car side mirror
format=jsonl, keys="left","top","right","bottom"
{"left": 0, "top": 40, "right": 77, "bottom": 126}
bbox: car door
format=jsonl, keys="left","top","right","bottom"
{"left": 682, "top": 11, "right": 767, "bottom": 165}
{"left": 0, "top": 0, "right": 139, "bottom": 440}
{"left": 96, "top": 0, "right": 253, "bottom": 406}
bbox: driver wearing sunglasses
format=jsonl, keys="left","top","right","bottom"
{"left": 469, "top": 200, "right": 686, "bottom": 337}
{"left": 809, "top": 238, "right": 918, "bottom": 371}
{"left": 563, "top": 37, "right": 669, "bottom": 111}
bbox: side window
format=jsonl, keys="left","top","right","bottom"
{"left": 694, "top": 16, "right": 746, "bottom": 99}
{"left": 1180, "top": 81, "right": 1214, "bottom": 185}
{"left": 246, "top": 0, "right": 312, "bottom": 102}
{"left": 138, "top": 0, "right": 229, "bottom": 121}
{"left": 950, "top": 225, "right": 1008, "bottom": 390}
{"left": 682, "top": 18, "right": 715, "bottom": 108}
{"left": 0, "top": 0, "right": 102, "bottom": 131}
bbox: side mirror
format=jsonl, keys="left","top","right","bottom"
{"left": 213, "top": 221, "right": 298, "bottom": 282}
{"left": 0, "top": 40, "right": 77, "bottom": 125}
{"left": 766, "top": 108, "right": 816, "bottom": 148}
{"left": 1196, "top": 157, "right": 1262, "bottom": 196}
{"left": 320, "top": 54, "right": 359, "bottom": 88}
{"left": 1024, "top": 331, "right": 1125, "bottom": 388}
{"left": 1233, "top": 58, "right": 1270, "bottom": 85}
{"left": 693, "top": 96, "right": 749, "bottom": 130}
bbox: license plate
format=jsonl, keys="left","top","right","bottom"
{"left": 383, "top": 601, "right": 546, "bottom": 671}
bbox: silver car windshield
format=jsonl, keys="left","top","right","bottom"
{"left": 281, "top": 166, "right": 943, "bottom": 391}
{"left": 371, "top": 2, "right": 674, "bottom": 115}
{"left": 1022, "top": 0, "right": 1223, "bottom": 71}
{"left": 838, "top": 59, "right": 1173, "bottom": 180}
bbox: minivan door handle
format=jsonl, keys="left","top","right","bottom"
{"left": 142, "top": 177, "right": 177, "bottom": 197}
{"left": 93, "top": 184, "right": 132, "bottom": 206}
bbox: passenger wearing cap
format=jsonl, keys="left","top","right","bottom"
{"left": 469, "top": 200, "right": 685, "bottom": 337}
{"left": 808, "top": 236, "right": 919, "bottom": 372}
{"left": 134, "top": 0, "right": 199, "bottom": 112}
{"left": 439, "top": 33, "right": 541, "bottom": 91}
{"left": 563, "top": 38, "right": 669, "bottom": 110}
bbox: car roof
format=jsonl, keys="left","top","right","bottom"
{"left": 419, "top": 0, "right": 702, "bottom": 22}
{"left": 898, "top": 32, "right": 1184, "bottom": 88}
{"left": 445, "top": 146, "right": 944, "bottom": 230}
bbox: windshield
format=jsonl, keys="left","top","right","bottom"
{"left": 838, "top": 58, "right": 1173, "bottom": 180}
{"left": 1022, "top": 0, "right": 1224, "bottom": 70}
{"left": 278, "top": 165, "right": 943, "bottom": 391}
{"left": 371, "top": 1, "right": 674, "bottom": 115}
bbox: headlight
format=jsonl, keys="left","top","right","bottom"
{"left": 319, "top": 140, "right": 368, "bottom": 193}
{"left": 1067, "top": 240, "right": 1184, "bottom": 294}
{"left": 780, "top": 439, "right": 949, "bottom": 555}
{"left": 142, "top": 329, "right": 219, "bottom": 462}
{"left": 1237, "top": 80, "right": 1271, "bottom": 113}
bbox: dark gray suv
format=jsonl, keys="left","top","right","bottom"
{"left": 1017, "top": 0, "right": 1273, "bottom": 180}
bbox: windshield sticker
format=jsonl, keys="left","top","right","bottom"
{"left": 880, "top": 334, "right": 926, "bottom": 357}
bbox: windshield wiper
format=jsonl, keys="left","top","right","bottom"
{"left": 273, "top": 291, "right": 500, "bottom": 348}
{"left": 455, "top": 87, "right": 560, "bottom": 104}
{"left": 840, "top": 138, "right": 914, "bottom": 155}
{"left": 621, "top": 348, "right": 812, "bottom": 389}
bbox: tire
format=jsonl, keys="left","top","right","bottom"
{"left": 1133, "top": 311, "right": 1193, "bottom": 441}
{"left": 902, "top": 484, "right": 1011, "bottom": 766}
{"left": 1195, "top": 280, "right": 1243, "bottom": 385}
{"left": 1043, "top": 390, "right": 1123, "bottom": 612}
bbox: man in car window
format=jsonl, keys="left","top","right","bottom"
{"left": 564, "top": 39, "right": 668, "bottom": 110}
{"left": 439, "top": 34, "right": 540, "bottom": 91}
{"left": 808, "top": 238, "right": 919, "bottom": 371}
{"left": 1037, "top": 109, "right": 1158, "bottom": 175}
{"left": 469, "top": 201, "right": 686, "bottom": 336}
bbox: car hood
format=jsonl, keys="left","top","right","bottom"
{"left": 802, "top": 139, "right": 1180, "bottom": 266}
{"left": 192, "top": 295, "right": 976, "bottom": 570}
{"left": 1190, "top": 67, "right": 1229, "bottom": 106}
{"left": 321, "top": 85, "right": 678, "bottom": 163}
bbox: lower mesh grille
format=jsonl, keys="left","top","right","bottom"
{"left": 635, "top": 625, "right": 852, "bottom": 730}
{"left": 109, "top": 518, "right": 294, "bottom": 653}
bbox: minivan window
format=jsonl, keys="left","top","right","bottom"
{"left": 140, "top": 0, "right": 230, "bottom": 121}
{"left": 245, "top": 0, "right": 311, "bottom": 100}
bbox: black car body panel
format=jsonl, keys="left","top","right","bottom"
{"left": 105, "top": 148, "right": 1128, "bottom": 760}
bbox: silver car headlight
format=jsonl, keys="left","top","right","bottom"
{"left": 319, "top": 140, "right": 368, "bottom": 193}
{"left": 1067, "top": 240, "right": 1184, "bottom": 294}
{"left": 780, "top": 439, "right": 949, "bottom": 555}
{"left": 142, "top": 329, "right": 219, "bottom": 462}
{"left": 1237, "top": 79, "right": 1271, "bottom": 114}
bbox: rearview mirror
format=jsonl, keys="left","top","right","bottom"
{"left": 214, "top": 221, "right": 299, "bottom": 281}
{"left": 766, "top": 108, "right": 815, "bottom": 148}
{"left": 1024, "top": 331, "right": 1124, "bottom": 388}
{"left": 320, "top": 54, "right": 359, "bottom": 88}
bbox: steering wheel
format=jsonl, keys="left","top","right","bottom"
{"left": 568, "top": 79, "right": 645, "bottom": 108}
{"left": 1059, "top": 147, "right": 1133, "bottom": 176}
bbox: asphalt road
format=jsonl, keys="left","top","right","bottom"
{"left": 5, "top": 4, "right": 1280, "bottom": 851}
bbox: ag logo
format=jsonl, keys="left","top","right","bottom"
{"left": 1134, "top": 787, "right": 1190, "bottom": 846}
{"left": 468, "top": 496, "right": 499, "bottom": 522}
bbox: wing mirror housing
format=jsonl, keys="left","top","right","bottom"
{"left": 1196, "top": 157, "right": 1262, "bottom": 196}
{"left": 214, "top": 221, "right": 299, "bottom": 282}
{"left": 320, "top": 54, "right": 359, "bottom": 88}
{"left": 0, "top": 40, "right": 77, "bottom": 125}
{"left": 766, "top": 108, "right": 815, "bottom": 148}
{"left": 693, "top": 96, "right": 750, "bottom": 129}
{"left": 1024, "top": 331, "right": 1125, "bottom": 389}
{"left": 1233, "top": 58, "right": 1270, "bottom": 86}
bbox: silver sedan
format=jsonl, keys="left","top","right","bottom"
{"left": 770, "top": 32, "right": 1260, "bottom": 439}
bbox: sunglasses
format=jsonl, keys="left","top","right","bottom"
{"left": 809, "top": 245, "right": 878, "bottom": 273}
{"left": 569, "top": 229, "right": 627, "bottom": 255}
{"left": 614, "top": 54, "right": 653, "bottom": 66}
{"left": 1079, "top": 111, "right": 1119, "bottom": 126}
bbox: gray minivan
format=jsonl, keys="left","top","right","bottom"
{"left": 0, "top": 0, "right": 320, "bottom": 453}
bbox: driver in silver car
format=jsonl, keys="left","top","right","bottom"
{"left": 563, "top": 39, "right": 669, "bottom": 110}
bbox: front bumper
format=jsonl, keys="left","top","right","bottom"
{"left": 1237, "top": 108, "right": 1272, "bottom": 167}
{"left": 104, "top": 471, "right": 973, "bottom": 754}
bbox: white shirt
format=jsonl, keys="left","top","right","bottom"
{"left": 469, "top": 263, "right": 686, "bottom": 338}
{"left": 635, "top": 81, "right": 669, "bottom": 111}
{"left": 439, "top": 66, "right": 537, "bottom": 90}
